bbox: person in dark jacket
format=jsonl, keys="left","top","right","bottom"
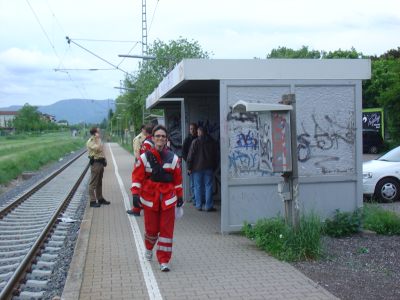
{"left": 182, "top": 123, "right": 198, "bottom": 203}
{"left": 187, "top": 126, "right": 218, "bottom": 211}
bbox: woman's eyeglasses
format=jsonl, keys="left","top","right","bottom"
{"left": 154, "top": 134, "right": 166, "bottom": 138}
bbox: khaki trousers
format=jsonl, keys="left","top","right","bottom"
{"left": 89, "top": 162, "right": 104, "bottom": 202}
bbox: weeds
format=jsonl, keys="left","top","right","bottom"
{"left": 243, "top": 204, "right": 400, "bottom": 262}
{"left": 323, "top": 209, "right": 362, "bottom": 237}
{"left": 242, "top": 214, "right": 322, "bottom": 262}
{"left": 363, "top": 204, "right": 400, "bottom": 235}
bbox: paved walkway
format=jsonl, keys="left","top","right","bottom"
{"left": 62, "top": 143, "right": 337, "bottom": 300}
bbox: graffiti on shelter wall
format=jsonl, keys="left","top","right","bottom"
{"left": 227, "top": 110, "right": 356, "bottom": 178}
{"left": 228, "top": 111, "right": 264, "bottom": 177}
{"left": 297, "top": 113, "right": 355, "bottom": 174}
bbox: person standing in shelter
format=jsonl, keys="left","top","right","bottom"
{"left": 187, "top": 126, "right": 218, "bottom": 212}
{"left": 86, "top": 127, "right": 110, "bottom": 207}
{"left": 182, "top": 123, "right": 198, "bottom": 203}
{"left": 127, "top": 124, "right": 154, "bottom": 216}
{"left": 131, "top": 125, "right": 183, "bottom": 272}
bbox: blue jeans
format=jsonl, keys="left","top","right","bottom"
{"left": 189, "top": 174, "right": 195, "bottom": 201}
{"left": 192, "top": 169, "right": 214, "bottom": 210}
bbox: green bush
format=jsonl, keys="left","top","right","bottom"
{"left": 242, "top": 214, "right": 322, "bottom": 262}
{"left": 363, "top": 204, "right": 400, "bottom": 235}
{"left": 323, "top": 209, "right": 362, "bottom": 237}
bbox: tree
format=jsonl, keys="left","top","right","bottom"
{"left": 267, "top": 46, "right": 363, "bottom": 59}
{"left": 117, "top": 37, "right": 211, "bottom": 134}
{"left": 267, "top": 46, "right": 321, "bottom": 58}
{"left": 13, "top": 104, "right": 42, "bottom": 132}
{"left": 323, "top": 47, "right": 363, "bottom": 59}
{"left": 267, "top": 46, "right": 400, "bottom": 143}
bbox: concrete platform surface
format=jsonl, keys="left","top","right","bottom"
{"left": 62, "top": 143, "right": 337, "bottom": 300}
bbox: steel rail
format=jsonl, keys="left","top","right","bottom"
{"left": 0, "top": 150, "right": 87, "bottom": 219}
{"left": 0, "top": 156, "right": 89, "bottom": 299}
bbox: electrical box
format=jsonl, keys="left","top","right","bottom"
{"left": 232, "top": 100, "right": 292, "bottom": 173}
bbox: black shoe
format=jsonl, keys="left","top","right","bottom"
{"left": 127, "top": 209, "right": 140, "bottom": 216}
{"left": 196, "top": 207, "right": 202, "bottom": 211}
{"left": 90, "top": 202, "right": 101, "bottom": 208}
{"left": 205, "top": 207, "right": 217, "bottom": 212}
{"left": 98, "top": 198, "right": 110, "bottom": 205}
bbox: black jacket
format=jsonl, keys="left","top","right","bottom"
{"left": 182, "top": 134, "right": 197, "bottom": 161}
{"left": 187, "top": 135, "right": 218, "bottom": 172}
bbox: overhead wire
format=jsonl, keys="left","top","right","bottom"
{"left": 26, "top": 0, "right": 89, "bottom": 99}
{"left": 66, "top": 37, "right": 130, "bottom": 75}
{"left": 73, "top": 38, "right": 141, "bottom": 43}
{"left": 147, "top": 0, "right": 160, "bottom": 35}
{"left": 26, "top": 0, "right": 148, "bottom": 101}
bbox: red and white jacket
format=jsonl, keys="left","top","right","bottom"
{"left": 131, "top": 147, "right": 183, "bottom": 211}
{"left": 140, "top": 136, "right": 154, "bottom": 154}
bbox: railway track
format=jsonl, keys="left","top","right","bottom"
{"left": 0, "top": 151, "right": 90, "bottom": 300}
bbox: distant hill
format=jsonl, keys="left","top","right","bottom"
{"left": 0, "top": 99, "right": 115, "bottom": 124}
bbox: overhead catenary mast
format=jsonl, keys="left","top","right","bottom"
{"left": 142, "top": 0, "right": 148, "bottom": 56}
{"left": 141, "top": 0, "right": 151, "bottom": 123}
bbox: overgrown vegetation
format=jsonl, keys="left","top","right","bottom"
{"left": 323, "top": 209, "right": 362, "bottom": 237}
{"left": 363, "top": 204, "right": 400, "bottom": 235}
{"left": 243, "top": 204, "right": 400, "bottom": 262}
{"left": 242, "top": 213, "right": 323, "bottom": 262}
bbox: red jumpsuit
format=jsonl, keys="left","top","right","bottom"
{"left": 129, "top": 136, "right": 155, "bottom": 215}
{"left": 131, "top": 147, "right": 183, "bottom": 264}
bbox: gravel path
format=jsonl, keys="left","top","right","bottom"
{"left": 291, "top": 204, "right": 400, "bottom": 300}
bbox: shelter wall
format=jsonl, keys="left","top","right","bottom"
{"left": 220, "top": 80, "right": 363, "bottom": 232}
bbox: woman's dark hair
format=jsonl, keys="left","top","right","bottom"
{"left": 197, "top": 126, "right": 207, "bottom": 134}
{"left": 89, "top": 127, "right": 98, "bottom": 135}
{"left": 152, "top": 124, "right": 168, "bottom": 136}
{"left": 144, "top": 123, "right": 154, "bottom": 135}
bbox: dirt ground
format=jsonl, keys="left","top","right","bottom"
{"left": 291, "top": 202, "right": 400, "bottom": 300}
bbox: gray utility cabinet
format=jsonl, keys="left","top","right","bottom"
{"left": 146, "top": 59, "right": 371, "bottom": 233}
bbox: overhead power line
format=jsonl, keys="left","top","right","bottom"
{"left": 72, "top": 38, "right": 142, "bottom": 43}
{"left": 26, "top": 0, "right": 88, "bottom": 99}
{"left": 66, "top": 36, "right": 130, "bottom": 75}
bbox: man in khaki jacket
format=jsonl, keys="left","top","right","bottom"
{"left": 132, "top": 125, "right": 147, "bottom": 162}
{"left": 86, "top": 127, "right": 110, "bottom": 207}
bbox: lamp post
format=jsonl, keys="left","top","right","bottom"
{"left": 116, "top": 116, "right": 122, "bottom": 144}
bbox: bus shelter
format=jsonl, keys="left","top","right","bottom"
{"left": 146, "top": 59, "right": 371, "bottom": 233}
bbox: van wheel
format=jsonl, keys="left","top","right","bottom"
{"left": 374, "top": 178, "right": 400, "bottom": 202}
{"left": 369, "top": 146, "right": 379, "bottom": 154}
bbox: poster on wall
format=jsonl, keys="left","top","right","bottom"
{"left": 362, "top": 108, "right": 384, "bottom": 138}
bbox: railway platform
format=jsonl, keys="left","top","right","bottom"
{"left": 62, "top": 143, "right": 336, "bottom": 300}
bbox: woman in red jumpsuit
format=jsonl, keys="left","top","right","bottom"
{"left": 131, "top": 125, "right": 183, "bottom": 272}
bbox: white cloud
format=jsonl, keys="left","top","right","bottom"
{"left": 1, "top": 0, "right": 400, "bottom": 107}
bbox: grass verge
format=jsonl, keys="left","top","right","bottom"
{"left": 0, "top": 137, "right": 85, "bottom": 185}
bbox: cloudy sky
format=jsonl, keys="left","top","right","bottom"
{"left": 1, "top": 0, "right": 399, "bottom": 107}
